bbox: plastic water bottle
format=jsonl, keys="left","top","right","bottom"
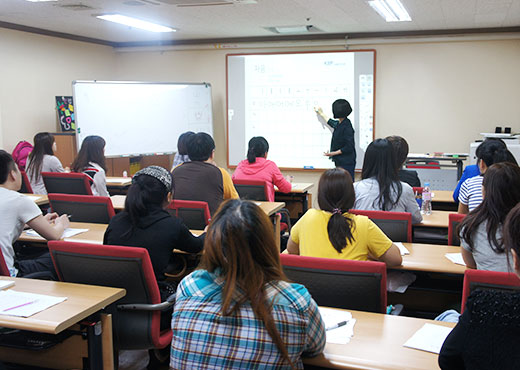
{"left": 421, "top": 182, "right": 432, "bottom": 215}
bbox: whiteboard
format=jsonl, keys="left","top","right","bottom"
{"left": 73, "top": 81, "right": 213, "bottom": 157}
{"left": 227, "top": 50, "right": 375, "bottom": 170}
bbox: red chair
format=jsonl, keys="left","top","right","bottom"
{"left": 349, "top": 209, "right": 412, "bottom": 242}
{"left": 412, "top": 186, "right": 423, "bottom": 195}
{"left": 167, "top": 199, "right": 211, "bottom": 230}
{"left": 406, "top": 161, "right": 441, "bottom": 169}
{"left": 280, "top": 254, "right": 387, "bottom": 313}
{"left": 232, "top": 179, "right": 270, "bottom": 201}
{"left": 48, "top": 194, "right": 115, "bottom": 224}
{"left": 448, "top": 213, "right": 466, "bottom": 246}
{"left": 19, "top": 170, "right": 33, "bottom": 194}
{"left": 48, "top": 241, "right": 174, "bottom": 363}
{"left": 42, "top": 172, "right": 93, "bottom": 195}
{"left": 0, "top": 252, "right": 11, "bottom": 276}
{"left": 461, "top": 269, "right": 520, "bottom": 312}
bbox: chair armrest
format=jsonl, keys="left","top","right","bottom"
{"left": 118, "top": 294, "right": 176, "bottom": 312}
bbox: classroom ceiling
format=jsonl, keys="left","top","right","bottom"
{"left": 0, "top": 0, "right": 519, "bottom": 46}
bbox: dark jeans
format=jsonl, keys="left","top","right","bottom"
{"left": 16, "top": 252, "right": 56, "bottom": 279}
{"left": 336, "top": 163, "right": 355, "bottom": 180}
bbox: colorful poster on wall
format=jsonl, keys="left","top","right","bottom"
{"left": 56, "top": 96, "right": 75, "bottom": 132}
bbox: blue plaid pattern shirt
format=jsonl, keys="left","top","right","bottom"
{"left": 170, "top": 269, "right": 326, "bottom": 369}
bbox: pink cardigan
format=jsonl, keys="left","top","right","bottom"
{"left": 232, "top": 158, "right": 292, "bottom": 202}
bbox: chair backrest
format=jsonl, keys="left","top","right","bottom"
{"left": 0, "top": 251, "right": 11, "bottom": 276}
{"left": 232, "top": 179, "right": 269, "bottom": 201}
{"left": 48, "top": 194, "right": 115, "bottom": 224}
{"left": 349, "top": 209, "right": 412, "bottom": 242}
{"left": 167, "top": 199, "right": 211, "bottom": 230}
{"left": 19, "top": 170, "right": 33, "bottom": 194}
{"left": 48, "top": 241, "right": 170, "bottom": 349}
{"left": 42, "top": 172, "right": 93, "bottom": 195}
{"left": 412, "top": 186, "right": 423, "bottom": 195}
{"left": 448, "top": 213, "right": 466, "bottom": 246}
{"left": 280, "top": 254, "right": 387, "bottom": 313}
{"left": 461, "top": 269, "right": 520, "bottom": 312}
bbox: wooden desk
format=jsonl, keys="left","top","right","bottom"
{"left": 23, "top": 193, "right": 49, "bottom": 206}
{"left": 432, "top": 190, "right": 457, "bottom": 211}
{"left": 19, "top": 222, "right": 107, "bottom": 245}
{"left": 398, "top": 243, "right": 465, "bottom": 275}
{"left": 275, "top": 182, "right": 313, "bottom": 219}
{"left": 303, "top": 308, "right": 454, "bottom": 370}
{"left": 0, "top": 276, "right": 125, "bottom": 369}
{"left": 106, "top": 177, "right": 132, "bottom": 187}
{"left": 416, "top": 210, "right": 455, "bottom": 229}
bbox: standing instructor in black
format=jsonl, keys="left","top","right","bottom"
{"left": 315, "top": 99, "right": 356, "bottom": 180}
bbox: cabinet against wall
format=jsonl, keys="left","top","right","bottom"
{"left": 52, "top": 133, "right": 173, "bottom": 175}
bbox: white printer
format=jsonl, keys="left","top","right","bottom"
{"left": 469, "top": 134, "right": 520, "bottom": 165}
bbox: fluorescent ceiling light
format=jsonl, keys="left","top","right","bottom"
{"left": 97, "top": 14, "right": 176, "bottom": 33}
{"left": 368, "top": 0, "right": 411, "bottom": 22}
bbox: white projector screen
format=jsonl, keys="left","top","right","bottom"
{"left": 73, "top": 81, "right": 213, "bottom": 157}
{"left": 227, "top": 50, "right": 375, "bottom": 170}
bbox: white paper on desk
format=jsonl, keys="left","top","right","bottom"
{"left": 318, "top": 307, "right": 356, "bottom": 344}
{"left": 0, "top": 281, "right": 15, "bottom": 290}
{"left": 403, "top": 323, "right": 453, "bottom": 354}
{"left": 445, "top": 253, "right": 466, "bottom": 266}
{"left": 25, "top": 228, "right": 89, "bottom": 238}
{"left": 22, "top": 195, "right": 42, "bottom": 202}
{"left": 387, "top": 270, "right": 416, "bottom": 293}
{"left": 394, "top": 242, "right": 410, "bottom": 256}
{"left": 63, "top": 238, "right": 103, "bottom": 244}
{"left": 0, "top": 290, "right": 66, "bottom": 317}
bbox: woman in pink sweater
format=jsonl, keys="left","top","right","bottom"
{"left": 232, "top": 137, "right": 292, "bottom": 202}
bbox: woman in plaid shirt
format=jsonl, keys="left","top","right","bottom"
{"left": 170, "top": 199, "right": 326, "bottom": 369}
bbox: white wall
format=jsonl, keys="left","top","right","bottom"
{"left": 0, "top": 29, "right": 116, "bottom": 151}
{"left": 2, "top": 28, "right": 520, "bottom": 201}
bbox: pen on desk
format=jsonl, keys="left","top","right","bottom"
{"left": 3, "top": 300, "right": 37, "bottom": 312}
{"left": 326, "top": 320, "right": 348, "bottom": 331}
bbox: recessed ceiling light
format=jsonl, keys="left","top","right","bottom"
{"left": 368, "top": 0, "right": 411, "bottom": 22}
{"left": 96, "top": 14, "right": 176, "bottom": 32}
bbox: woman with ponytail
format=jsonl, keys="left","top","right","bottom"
{"left": 232, "top": 136, "right": 292, "bottom": 201}
{"left": 26, "top": 132, "right": 64, "bottom": 194}
{"left": 103, "top": 166, "right": 204, "bottom": 283}
{"left": 170, "top": 199, "right": 326, "bottom": 369}
{"left": 287, "top": 168, "right": 402, "bottom": 267}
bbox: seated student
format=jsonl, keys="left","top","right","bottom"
{"left": 171, "top": 131, "right": 194, "bottom": 170}
{"left": 25, "top": 132, "right": 65, "bottom": 194}
{"left": 171, "top": 132, "right": 239, "bottom": 215}
{"left": 460, "top": 162, "right": 520, "bottom": 272}
{"left": 71, "top": 135, "right": 109, "bottom": 197}
{"left": 232, "top": 136, "right": 292, "bottom": 202}
{"left": 0, "top": 150, "right": 69, "bottom": 277}
{"left": 386, "top": 135, "right": 420, "bottom": 187}
{"left": 354, "top": 138, "right": 422, "bottom": 224}
{"left": 170, "top": 199, "right": 326, "bottom": 369}
{"left": 103, "top": 165, "right": 204, "bottom": 282}
{"left": 287, "top": 168, "right": 402, "bottom": 267}
{"left": 458, "top": 139, "right": 516, "bottom": 214}
{"left": 439, "top": 201, "right": 520, "bottom": 369}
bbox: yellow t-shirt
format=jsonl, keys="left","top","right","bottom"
{"left": 290, "top": 209, "right": 392, "bottom": 260}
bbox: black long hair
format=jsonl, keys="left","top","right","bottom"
{"left": 26, "top": 132, "right": 55, "bottom": 181}
{"left": 247, "top": 136, "right": 269, "bottom": 164}
{"left": 318, "top": 168, "right": 356, "bottom": 253}
{"left": 460, "top": 162, "right": 520, "bottom": 253}
{"left": 476, "top": 138, "right": 515, "bottom": 167}
{"left": 361, "top": 138, "right": 402, "bottom": 211}
{"left": 124, "top": 173, "right": 171, "bottom": 228}
{"left": 71, "top": 135, "right": 106, "bottom": 172}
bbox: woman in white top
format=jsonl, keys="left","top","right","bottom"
{"left": 71, "top": 135, "right": 109, "bottom": 197}
{"left": 354, "top": 138, "right": 422, "bottom": 224}
{"left": 25, "top": 132, "right": 65, "bottom": 194}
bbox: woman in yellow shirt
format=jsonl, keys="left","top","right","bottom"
{"left": 287, "top": 168, "right": 402, "bottom": 267}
